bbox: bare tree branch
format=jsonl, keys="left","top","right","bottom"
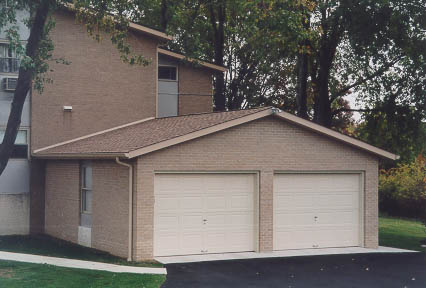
{"left": 331, "top": 55, "right": 403, "bottom": 102}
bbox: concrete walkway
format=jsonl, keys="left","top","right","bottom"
{"left": 0, "top": 251, "right": 167, "bottom": 275}
{"left": 155, "top": 246, "right": 416, "bottom": 264}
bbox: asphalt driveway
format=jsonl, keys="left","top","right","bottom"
{"left": 162, "top": 252, "right": 426, "bottom": 288}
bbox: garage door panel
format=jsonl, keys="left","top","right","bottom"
{"left": 154, "top": 173, "right": 256, "bottom": 257}
{"left": 275, "top": 194, "right": 316, "bottom": 210}
{"left": 156, "top": 215, "right": 179, "bottom": 229}
{"left": 230, "top": 195, "right": 253, "bottom": 210}
{"left": 274, "top": 230, "right": 314, "bottom": 249}
{"left": 317, "top": 193, "right": 357, "bottom": 207}
{"left": 316, "top": 228, "right": 359, "bottom": 247}
{"left": 274, "top": 173, "right": 361, "bottom": 250}
{"left": 316, "top": 211, "right": 356, "bottom": 225}
{"left": 275, "top": 212, "right": 316, "bottom": 226}
{"left": 205, "top": 196, "right": 227, "bottom": 210}
{"left": 180, "top": 197, "right": 204, "bottom": 210}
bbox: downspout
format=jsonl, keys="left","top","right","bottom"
{"left": 115, "top": 157, "right": 133, "bottom": 262}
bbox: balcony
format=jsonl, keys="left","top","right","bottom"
{"left": 0, "top": 58, "right": 19, "bottom": 73}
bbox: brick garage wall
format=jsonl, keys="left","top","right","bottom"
{"left": 44, "top": 160, "right": 80, "bottom": 243}
{"left": 178, "top": 64, "right": 213, "bottom": 115}
{"left": 135, "top": 116, "right": 379, "bottom": 260}
{"left": 31, "top": 10, "right": 159, "bottom": 151}
{"left": 92, "top": 160, "right": 130, "bottom": 258}
{"left": 44, "top": 159, "right": 132, "bottom": 258}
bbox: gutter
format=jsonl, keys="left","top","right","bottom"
{"left": 115, "top": 157, "right": 133, "bottom": 262}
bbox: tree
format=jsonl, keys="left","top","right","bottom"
{"left": 0, "top": 0, "right": 149, "bottom": 176}
{"left": 131, "top": 0, "right": 312, "bottom": 111}
{"left": 295, "top": 0, "right": 426, "bottom": 128}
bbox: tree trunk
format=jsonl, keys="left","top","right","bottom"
{"left": 296, "top": 51, "right": 308, "bottom": 119}
{"left": 160, "top": 0, "right": 168, "bottom": 30}
{"left": 313, "top": 53, "right": 332, "bottom": 127}
{"left": 0, "top": 0, "right": 52, "bottom": 176}
{"left": 209, "top": 1, "right": 226, "bottom": 111}
{"left": 296, "top": 6, "right": 310, "bottom": 119}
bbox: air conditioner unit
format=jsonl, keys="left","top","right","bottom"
{"left": 2, "top": 77, "right": 18, "bottom": 91}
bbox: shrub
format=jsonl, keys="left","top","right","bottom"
{"left": 379, "top": 155, "right": 426, "bottom": 219}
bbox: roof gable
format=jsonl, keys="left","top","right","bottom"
{"left": 33, "top": 107, "right": 398, "bottom": 161}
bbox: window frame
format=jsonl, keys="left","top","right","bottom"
{"left": 0, "top": 127, "right": 29, "bottom": 159}
{"left": 80, "top": 162, "right": 92, "bottom": 215}
{"left": 158, "top": 65, "right": 178, "bottom": 82}
{"left": 0, "top": 41, "right": 20, "bottom": 74}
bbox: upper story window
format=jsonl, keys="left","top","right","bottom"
{"left": 0, "top": 129, "right": 28, "bottom": 159}
{"left": 158, "top": 66, "right": 177, "bottom": 81}
{"left": 0, "top": 43, "right": 19, "bottom": 73}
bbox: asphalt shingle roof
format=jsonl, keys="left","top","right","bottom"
{"left": 35, "top": 107, "right": 271, "bottom": 156}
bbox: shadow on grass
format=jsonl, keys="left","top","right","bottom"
{"left": 0, "top": 234, "right": 162, "bottom": 267}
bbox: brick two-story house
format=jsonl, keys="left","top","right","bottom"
{"left": 3, "top": 6, "right": 398, "bottom": 262}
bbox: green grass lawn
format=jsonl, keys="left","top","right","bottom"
{"left": 0, "top": 234, "right": 162, "bottom": 267}
{"left": 379, "top": 216, "right": 426, "bottom": 252}
{"left": 0, "top": 260, "right": 165, "bottom": 288}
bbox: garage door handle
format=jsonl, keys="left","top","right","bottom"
{"left": 203, "top": 219, "right": 207, "bottom": 224}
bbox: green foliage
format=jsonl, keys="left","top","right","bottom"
{"left": 131, "top": 0, "right": 315, "bottom": 109}
{"left": 379, "top": 156, "right": 426, "bottom": 218}
{"left": 356, "top": 110, "right": 426, "bottom": 167}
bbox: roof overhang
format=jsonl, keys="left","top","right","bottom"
{"left": 158, "top": 48, "right": 227, "bottom": 72}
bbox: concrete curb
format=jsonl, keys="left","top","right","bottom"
{"left": 0, "top": 251, "right": 167, "bottom": 275}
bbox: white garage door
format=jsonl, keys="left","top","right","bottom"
{"left": 274, "top": 173, "right": 361, "bottom": 250}
{"left": 154, "top": 173, "right": 256, "bottom": 257}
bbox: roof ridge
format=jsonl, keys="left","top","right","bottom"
{"left": 33, "top": 117, "right": 155, "bottom": 154}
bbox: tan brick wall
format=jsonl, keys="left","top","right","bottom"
{"left": 44, "top": 160, "right": 80, "bottom": 243}
{"left": 44, "top": 159, "right": 132, "bottom": 258}
{"left": 178, "top": 64, "right": 213, "bottom": 115}
{"left": 31, "top": 10, "right": 159, "bottom": 151}
{"left": 135, "top": 116, "right": 379, "bottom": 260}
{"left": 92, "top": 160, "right": 130, "bottom": 258}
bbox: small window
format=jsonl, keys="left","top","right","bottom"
{"left": 0, "top": 129, "right": 28, "bottom": 159}
{"left": 0, "top": 43, "right": 19, "bottom": 73}
{"left": 158, "top": 66, "right": 177, "bottom": 81}
{"left": 81, "top": 164, "right": 92, "bottom": 214}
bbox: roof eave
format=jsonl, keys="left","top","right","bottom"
{"left": 158, "top": 48, "right": 227, "bottom": 72}
{"left": 32, "top": 152, "right": 129, "bottom": 160}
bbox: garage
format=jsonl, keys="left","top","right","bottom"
{"left": 36, "top": 107, "right": 398, "bottom": 260}
{"left": 273, "top": 173, "right": 362, "bottom": 250}
{"left": 154, "top": 173, "right": 257, "bottom": 257}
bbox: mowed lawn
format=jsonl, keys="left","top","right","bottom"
{"left": 0, "top": 260, "right": 165, "bottom": 288}
{"left": 379, "top": 216, "right": 426, "bottom": 252}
